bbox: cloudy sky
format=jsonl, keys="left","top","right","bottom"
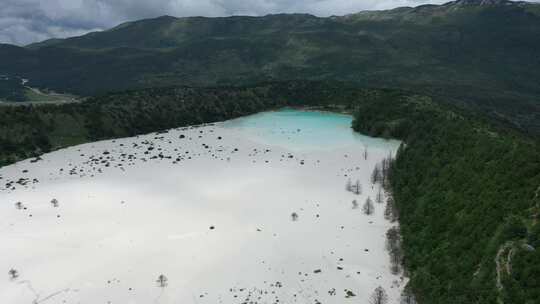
{"left": 0, "top": 0, "right": 530, "bottom": 45}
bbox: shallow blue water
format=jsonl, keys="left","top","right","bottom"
{"left": 223, "top": 109, "right": 400, "bottom": 151}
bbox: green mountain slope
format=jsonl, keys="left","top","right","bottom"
{"left": 1, "top": 0, "right": 539, "bottom": 133}
{"left": 0, "top": 76, "right": 27, "bottom": 102}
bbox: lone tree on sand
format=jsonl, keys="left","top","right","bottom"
{"left": 370, "top": 286, "right": 389, "bottom": 304}
{"left": 8, "top": 268, "right": 18, "bottom": 280}
{"left": 363, "top": 197, "right": 374, "bottom": 215}
{"left": 15, "top": 202, "right": 23, "bottom": 210}
{"left": 354, "top": 180, "right": 362, "bottom": 195}
{"left": 156, "top": 274, "right": 168, "bottom": 287}
{"left": 291, "top": 212, "right": 299, "bottom": 221}
{"left": 375, "top": 187, "right": 384, "bottom": 204}
{"left": 363, "top": 145, "right": 368, "bottom": 160}
{"left": 346, "top": 179, "right": 352, "bottom": 192}
{"left": 371, "top": 165, "right": 382, "bottom": 185}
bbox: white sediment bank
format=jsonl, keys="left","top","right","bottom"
{"left": 0, "top": 110, "right": 403, "bottom": 304}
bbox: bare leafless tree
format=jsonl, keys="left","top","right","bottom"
{"left": 156, "top": 274, "right": 168, "bottom": 287}
{"left": 382, "top": 157, "right": 389, "bottom": 175}
{"left": 346, "top": 179, "right": 352, "bottom": 192}
{"left": 376, "top": 187, "right": 384, "bottom": 204}
{"left": 386, "top": 227, "right": 403, "bottom": 275}
{"left": 370, "top": 286, "right": 389, "bottom": 304}
{"left": 385, "top": 227, "right": 400, "bottom": 251}
{"left": 371, "top": 165, "right": 382, "bottom": 185}
{"left": 390, "top": 250, "right": 402, "bottom": 275}
{"left": 363, "top": 145, "right": 368, "bottom": 160}
{"left": 291, "top": 212, "right": 299, "bottom": 221}
{"left": 354, "top": 180, "right": 362, "bottom": 195}
{"left": 352, "top": 200, "right": 359, "bottom": 209}
{"left": 363, "top": 197, "right": 374, "bottom": 215}
{"left": 381, "top": 154, "right": 395, "bottom": 189}
{"left": 15, "top": 202, "right": 23, "bottom": 210}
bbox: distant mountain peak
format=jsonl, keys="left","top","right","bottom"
{"left": 154, "top": 15, "right": 178, "bottom": 21}
{"left": 447, "top": 0, "right": 522, "bottom": 6}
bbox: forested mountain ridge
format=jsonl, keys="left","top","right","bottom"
{"left": 1, "top": 0, "right": 540, "bottom": 133}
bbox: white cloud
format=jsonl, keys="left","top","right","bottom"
{"left": 0, "top": 0, "right": 537, "bottom": 45}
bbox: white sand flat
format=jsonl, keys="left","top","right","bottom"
{"left": 0, "top": 110, "right": 403, "bottom": 304}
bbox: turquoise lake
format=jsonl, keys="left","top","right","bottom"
{"left": 223, "top": 109, "right": 401, "bottom": 151}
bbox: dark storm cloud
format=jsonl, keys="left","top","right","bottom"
{"left": 0, "top": 0, "right": 535, "bottom": 45}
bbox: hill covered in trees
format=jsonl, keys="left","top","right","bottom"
{"left": 353, "top": 91, "right": 540, "bottom": 304}
{"left": 0, "top": 81, "right": 372, "bottom": 166}
{"left": 1, "top": 0, "right": 540, "bottom": 133}
{"left": 0, "top": 76, "right": 27, "bottom": 102}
